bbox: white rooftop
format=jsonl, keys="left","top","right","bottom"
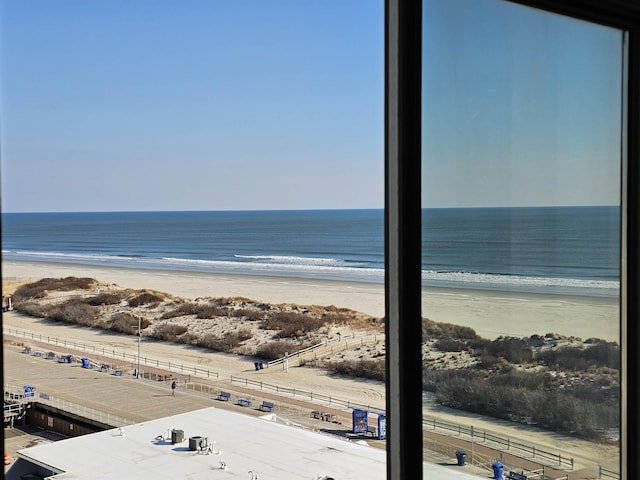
{"left": 10, "top": 406, "right": 483, "bottom": 480}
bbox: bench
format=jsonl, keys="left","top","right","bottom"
{"left": 507, "top": 472, "right": 528, "bottom": 480}
{"left": 259, "top": 401, "right": 275, "bottom": 412}
{"left": 217, "top": 391, "right": 231, "bottom": 402}
{"left": 237, "top": 399, "right": 252, "bottom": 407}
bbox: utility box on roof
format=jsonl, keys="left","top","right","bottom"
{"left": 171, "top": 429, "right": 184, "bottom": 444}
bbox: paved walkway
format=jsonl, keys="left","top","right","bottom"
{"left": 3, "top": 339, "right": 492, "bottom": 479}
{"left": 3, "top": 342, "right": 358, "bottom": 427}
{"left": 3, "top": 334, "right": 603, "bottom": 480}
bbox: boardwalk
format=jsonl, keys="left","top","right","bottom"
{"left": 4, "top": 341, "right": 488, "bottom": 479}
{"left": 3, "top": 331, "right": 616, "bottom": 480}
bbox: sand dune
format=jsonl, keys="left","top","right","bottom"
{"left": 2, "top": 260, "right": 621, "bottom": 473}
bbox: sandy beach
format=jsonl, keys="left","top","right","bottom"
{"left": 2, "top": 260, "right": 620, "bottom": 341}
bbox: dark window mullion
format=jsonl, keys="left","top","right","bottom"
{"left": 385, "top": 0, "right": 423, "bottom": 479}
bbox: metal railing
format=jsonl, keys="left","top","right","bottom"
{"left": 265, "top": 332, "right": 383, "bottom": 367}
{"left": 5, "top": 326, "right": 219, "bottom": 380}
{"left": 599, "top": 466, "right": 620, "bottom": 479}
{"left": 422, "top": 416, "right": 574, "bottom": 470}
{"left": 3, "top": 400, "right": 27, "bottom": 419}
{"left": 229, "top": 375, "right": 385, "bottom": 414}
{"left": 4, "top": 383, "right": 132, "bottom": 427}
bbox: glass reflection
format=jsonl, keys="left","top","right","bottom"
{"left": 421, "top": 0, "right": 622, "bottom": 476}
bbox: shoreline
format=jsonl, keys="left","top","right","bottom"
{"left": 2, "top": 259, "right": 620, "bottom": 341}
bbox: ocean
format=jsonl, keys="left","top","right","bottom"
{"left": 1, "top": 206, "right": 620, "bottom": 298}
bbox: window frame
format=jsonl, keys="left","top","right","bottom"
{"left": 384, "top": 0, "right": 640, "bottom": 478}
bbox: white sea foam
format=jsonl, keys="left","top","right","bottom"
{"left": 421, "top": 269, "right": 619, "bottom": 296}
{"left": 234, "top": 255, "right": 346, "bottom": 266}
{"left": 3, "top": 249, "right": 619, "bottom": 297}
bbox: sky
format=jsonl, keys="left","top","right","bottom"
{"left": 0, "top": 0, "right": 623, "bottom": 213}
{"left": 422, "top": 0, "right": 623, "bottom": 208}
{"left": 0, "top": 0, "right": 384, "bottom": 212}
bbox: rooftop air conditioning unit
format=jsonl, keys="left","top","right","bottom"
{"left": 171, "top": 429, "right": 184, "bottom": 444}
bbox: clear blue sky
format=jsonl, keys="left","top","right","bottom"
{"left": 1, "top": 0, "right": 622, "bottom": 213}
{"left": 1, "top": 0, "right": 384, "bottom": 212}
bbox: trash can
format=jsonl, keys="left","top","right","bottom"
{"left": 81, "top": 357, "right": 90, "bottom": 368}
{"left": 259, "top": 362, "right": 264, "bottom": 369}
{"left": 254, "top": 362, "right": 260, "bottom": 371}
{"left": 23, "top": 385, "right": 35, "bottom": 397}
{"left": 455, "top": 449, "right": 466, "bottom": 466}
{"left": 492, "top": 461, "right": 504, "bottom": 479}
{"left": 65, "top": 354, "right": 74, "bottom": 363}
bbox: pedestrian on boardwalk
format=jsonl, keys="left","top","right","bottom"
{"left": 171, "top": 380, "right": 177, "bottom": 396}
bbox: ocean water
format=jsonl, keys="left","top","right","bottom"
{"left": 1, "top": 206, "right": 620, "bottom": 298}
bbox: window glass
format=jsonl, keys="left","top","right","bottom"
{"left": 421, "top": 0, "right": 622, "bottom": 476}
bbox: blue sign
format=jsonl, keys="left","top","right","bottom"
{"left": 352, "top": 409, "right": 368, "bottom": 433}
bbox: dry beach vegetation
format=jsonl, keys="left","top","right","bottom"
{"left": 2, "top": 262, "right": 621, "bottom": 475}
{"left": 6, "top": 275, "right": 619, "bottom": 443}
